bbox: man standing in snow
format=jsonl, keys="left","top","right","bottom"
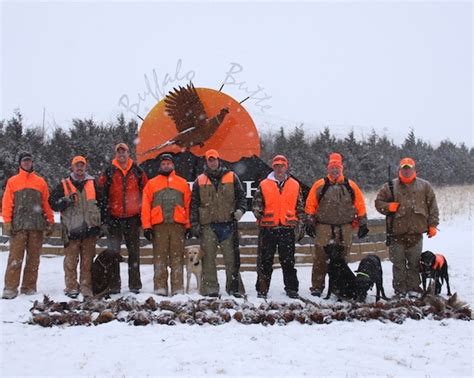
{"left": 141, "top": 154, "right": 191, "bottom": 296}
{"left": 49, "top": 156, "right": 101, "bottom": 299}
{"left": 305, "top": 153, "right": 369, "bottom": 297}
{"left": 98, "top": 143, "right": 148, "bottom": 294}
{"left": 2, "top": 152, "right": 55, "bottom": 299}
{"left": 252, "top": 155, "right": 304, "bottom": 299}
{"left": 190, "top": 149, "right": 247, "bottom": 297}
{"left": 375, "top": 157, "right": 439, "bottom": 298}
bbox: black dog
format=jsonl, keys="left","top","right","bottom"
{"left": 92, "top": 249, "right": 123, "bottom": 296}
{"left": 324, "top": 243, "right": 358, "bottom": 300}
{"left": 420, "top": 251, "right": 452, "bottom": 296}
{"left": 354, "top": 254, "right": 388, "bottom": 302}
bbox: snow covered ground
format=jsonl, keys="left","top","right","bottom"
{"left": 1, "top": 187, "right": 473, "bottom": 377}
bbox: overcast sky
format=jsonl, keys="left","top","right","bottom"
{"left": 1, "top": 0, "right": 472, "bottom": 147}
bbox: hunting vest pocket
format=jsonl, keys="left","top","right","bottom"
{"left": 87, "top": 201, "right": 101, "bottom": 227}
{"left": 151, "top": 205, "right": 164, "bottom": 224}
{"left": 285, "top": 210, "right": 298, "bottom": 225}
{"left": 173, "top": 205, "right": 187, "bottom": 224}
{"left": 261, "top": 212, "right": 275, "bottom": 226}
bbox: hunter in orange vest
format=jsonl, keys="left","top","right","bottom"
{"left": 252, "top": 155, "right": 305, "bottom": 299}
{"left": 190, "top": 149, "right": 247, "bottom": 297}
{"left": 49, "top": 156, "right": 101, "bottom": 299}
{"left": 305, "top": 153, "right": 368, "bottom": 297}
{"left": 141, "top": 154, "right": 191, "bottom": 296}
{"left": 2, "top": 152, "right": 54, "bottom": 299}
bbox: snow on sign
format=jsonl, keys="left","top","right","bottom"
{"left": 137, "top": 83, "right": 260, "bottom": 164}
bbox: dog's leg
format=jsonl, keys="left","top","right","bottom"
{"left": 421, "top": 273, "right": 427, "bottom": 293}
{"left": 445, "top": 273, "right": 452, "bottom": 296}
{"left": 375, "top": 284, "right": 381, "bottom": 302}
{"left": 195, "top": 272, "right": 200, "bottom": 292}
{"left": 379, "top": 283, "right": 389, "bottom": 300}
{"left": 324, "top": 277, "right": 332, "bottom": 300}
{"left": 433, "top": 272, "right": 441, "bottom": 295}
{"left": 185, "top": 269, "right": 191, "bottom": 294}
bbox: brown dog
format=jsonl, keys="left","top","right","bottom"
{"left": 185, "top": 245, "right": 202, "bottom": 294}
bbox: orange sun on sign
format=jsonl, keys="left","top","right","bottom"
{"left": 137, "top": 87, "right": 260, "bottom": 164}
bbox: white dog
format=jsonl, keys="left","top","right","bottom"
{"left": 185, "top": 245, "right": 202, "bottom": 294}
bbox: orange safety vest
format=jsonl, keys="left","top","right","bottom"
{"left": 432, "top": 254, "right": 446, "bottom": 270}
{"left": 141, "top": 171, "right": 191, "bottom": 228}
{"left": 196, "top": 171, "right": 235, "bottom": 225}
{"left": 258, "top": 177, "right": 300, "bottom": 227}
{"left": 2, "top": 169, "right": 54, "bottom": 230}
{"left": 62, "top": 178, "right": 96, "bottom": 200}
{"left": 197, "top": 171, "right": 235, "bottom": 186}
{"left": 60, "top": 178, "right": 101, "bottom": 239}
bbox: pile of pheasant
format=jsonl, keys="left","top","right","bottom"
{"left": 29, "top": 294, "right": 472, "bottom": 327}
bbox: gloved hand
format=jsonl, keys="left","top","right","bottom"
{"left": 295, "top": 222, "right": 305, "bottom": 242}
{"left": 44, "top": 223, "right": 54, "bottom": 237}
{"left": 357, "top": 224, "right": 369, "bottom": 239}
{"left": 234, "top": 209, "right": 244, "bottom": 222}
{"left": 427, "top": 226, "right": 437, "bottom": 238}
{"left": 61, "top": 194, "right": 77, "bottom": 207}
{"left": 190, "top": 224, "right": 201, "bottom": 239}
{"left": 388, "top": 202, "right": 400, "bottom": 212}
{"left": 305, "top": 223, "right": 316, "bottom": 239}
{"left": 3, "top": 222, "right": 12, "bottom": 236}
{"left": 143, "top": 228, "right": 153, "bottom": 241}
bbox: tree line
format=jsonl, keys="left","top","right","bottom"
{"left": 260, "top": 126, "right": 473, "bottom": 189}
{"left": 1, "top": 112, "right": 472, "bottom": 192}
{"left": 0, "top": 112, "right": 138, "bottom": 190}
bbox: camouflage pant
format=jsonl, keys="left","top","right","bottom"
{"left": 389, "top": 239, "right": 422, "bottom": 294}
{"left": 310, "top": 223, "right": 353, "bottom": 293}
{"left": 200, "top": 225, "right": 245, "bottom": 296}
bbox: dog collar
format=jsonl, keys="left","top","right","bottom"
{"left": 356, "top": 272, "right": 370, "bottom": 278}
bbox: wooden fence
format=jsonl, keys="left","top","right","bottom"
{"left": 0, "top": 219, "right": 388, "bottom": 271}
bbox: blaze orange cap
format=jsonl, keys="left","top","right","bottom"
{"left": 205, "top": 149, "right": 219, "bottom": 160}
{"left": 327, "top": 152, "right": 343, "bottom": 169}
{"left": 115, "top": 143, "right": 129, "bottom": 152}
{"left": 71, "top": 156, "right": 87, "bottom": 165}
{"left": 400, "top": 157, "right": 415, "bottom": 168}
{"left": 272, "top": 155, "right": 288, "bottom": 168}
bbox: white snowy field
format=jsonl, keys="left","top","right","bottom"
{"left": 1, "top": 186, "right": 473, "bottom": 377}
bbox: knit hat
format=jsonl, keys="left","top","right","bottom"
{"left": 399, "top": 157, "right": 415, "bottom": 168}
{"left": 327, "top": 153, "right": 343, "bottom": 169}
{"left": 272, "top": 155, "right": 288, "bottom": 168}
{"left": 18, "top": 151, "right": 33, "bottom": 165}
{"left": 158, "top": 153, "right": 174, "bottom": 164}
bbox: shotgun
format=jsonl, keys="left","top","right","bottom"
{"left": 386, "top": 165, "right": 395, "bottom": 246}
{"left": 230, "top": 219, "right": 242, "bottom": 296}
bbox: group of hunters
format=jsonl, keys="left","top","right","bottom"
{"left": 1, "top": 144, "right": 439, "bottom": 300}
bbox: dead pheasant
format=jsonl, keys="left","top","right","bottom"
{"left": 28, "top": 294, "right": 472, "bottom": 327}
